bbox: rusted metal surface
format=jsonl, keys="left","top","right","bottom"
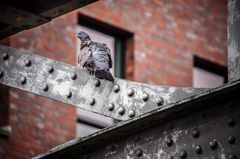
{"left": 33, "top": 80, "right": 240, "bottom": 159}
{"left": 0, "top": 0, "right": 98, "bottom": 39}
{"left": 228, "top": 0, "right": 240, "bottom": 82}
{"left": 0, "top": 45, "right": 207, "bottom": 120}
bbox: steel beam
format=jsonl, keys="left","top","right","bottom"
{"left": 228, "top": 0, "right": 240, "bottom": 82}
{"left": 33, "top": 80, "right": 240, "bottom": 159}
{"left": 0, "top": 45, "right": 207, "bottom": 120}
{"left": 0, "top": 0, "right": 98, "bottom": 39}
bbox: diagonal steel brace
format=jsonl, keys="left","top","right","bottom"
{"left": 0, "top": 45, "right": 208, "bottom": 120}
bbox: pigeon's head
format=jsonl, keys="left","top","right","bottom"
{"left": 77, "top": 31, "right": 91, "bottom": 43}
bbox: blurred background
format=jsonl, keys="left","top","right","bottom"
{"left": 0, "top": 0, "right": 227, "bottom": 158}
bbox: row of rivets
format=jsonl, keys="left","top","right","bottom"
{"left": 126, "top": 89, "right": 164, "bottom": 106}
{"left": 106, "top": 102, "right": 135, "bottom": 117}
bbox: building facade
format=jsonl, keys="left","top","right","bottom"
{"left": 0, "top": 0, "right": 227, "bottom": 158}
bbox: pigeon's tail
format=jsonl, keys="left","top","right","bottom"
{"left": 95, "top": 70, "right": 114, "bottom": 82}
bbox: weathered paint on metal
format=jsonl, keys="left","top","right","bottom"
{"left": 33, "top": 80, "right": 240, "bottom": 159}
{"left": 0, "top": 45, "right": 207, "bottom": 120}
{"left": 228, "top": 0, "right": 240, "bottom": 82}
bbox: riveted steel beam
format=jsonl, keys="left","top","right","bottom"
{"left": 33, "top": 80, "right": 240, "bottom": 159}
{"left": 0, "top": 45, "right": 207, "bottom": 120}
{"left": 0, "top": 0, "right": 98, "bottom": 39}
{"left": 228, "top": 0, "right": 240, "bottom": 82}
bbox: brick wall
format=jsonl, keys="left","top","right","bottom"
{"left": 0, "top": 0, "right": 227, "bottom": 158}
{"left": 79, "top": 0, "right": 227, "bottom": 86}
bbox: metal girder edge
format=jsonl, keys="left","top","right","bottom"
{"left": 228, "top": 0, "right": 240, "bottom": 82}
{"left": 0, "top": 45, "right": 208, "bottom": 120}
{"left": 33, "top": 79, "right": 240, "bottom": 159}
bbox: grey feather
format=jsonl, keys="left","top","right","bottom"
{"left": 77, "top": 31, "right": 114, "bottom": 82}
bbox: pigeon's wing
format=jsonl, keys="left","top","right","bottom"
{"left": 106, "top": 47, "right": 112, "bottom": 68}
{"left": 91, "top": 43, "right": 113, "bottom": 70}
{"left": 78, "top": 47, "right": 92, "bottom": 68}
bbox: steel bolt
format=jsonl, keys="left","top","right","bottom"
{"left": 3, "top": 53, "right": 9, "bottom": 61}
{"left": 227, "top": 118, "right": 235, "bottom": 127}
{"left": 20, "top": 77, "right": 26, "bottom": 85}
{"left": 113, "top": 85, "right": 120, "bottom": 93}
{"left": 107, "top": 103, "right": 114, "bottom": 111}
{"left": 191, "top": 128, "right": 200, "bottom": 138}
{"left": 166, "top": 137, "right": 173, "bottom": 147}
{"left": 24, "top": 59, "right": 31, "bottom": 67}
{"left": 47, "top": 65, "right": 54, "bottom": 73}
{"left": 128, "top": 110, "right": 135, "bottom": 118}
{"left": 43, "top": 84, "right": 49, "bottom": 92}
{"left": 228, "top": 154, "right": 237, "bottom": 159}
{"left": 0, "top": 71, "right": 4, "bottom": 78}
{"left": 71, "top": 73, "right": 77, "bottom": 80}
{"left": 195, "top": 145, "right": 202, "bottom": 154}
{"left": 89, "top": 98, "right": 95, "bottom": 105}
{"left": 142, "top": 93, "right": 148, "bottom": 101}
{"left": 228, "top": 136, "right": 236, "bottom": 144}
{"left": 94, "top": 79, "right": 100, "bottom": 87}
{"left": 67, "top": 91, "right": 72, "bottom": 98}
{"left": 127, "top": 89, "right": 134, "bottom": 97}
{"left": 136, "top": 149, "right": 143, "bottom": 157}
{"left": 157, "top": 97, "right": 164, "bottom": 106}
{"left": 209, "top": 140, "right": 218, "bottom": 150}
{"left": 180, "top": 150, "right": 187, "bottom": 159}
{"left": 118, "top": 106, "right": 125, "bottom": 115}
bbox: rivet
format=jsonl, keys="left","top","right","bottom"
{"left": 228, "top": 154, "right": 237, "bottom": 159}
{"left": 227, "top": 118, "right": 235, "bottom": 127}
{"left": 157, "top": 97, "right": 164, "bottom": 106}
{"left": 166, "top": 137, "right": 173, "bottom": 147}
{"left": 142, "top": 93, "right": 148, "bottom": 101}
{"left": 0, "top": 71, "right": 4, "bottom": 78}
{"left": 3, "top": 53, "right": 9, "bottom": 61}
{"left": 209, "top": 140, "right": 218, "bottom": 150}
{"left": 191, "top": 128, "right": 200, "bottom": 138}
{"left": 89, "top": 98, "right": 95, "bottom": 105}
{"left": 136, "top": 149, "right": 143, "bottom": 157}
{"left": 47, "top": 65, "right": 54, "bottom": 73}
{"left": 180, "top": 150, "right": 187, "bottom": 159}
{"left": 24, "top": 59, "right": 31, "bottom": 67}
{"left": 228, "top": 136, "right": 236, "bottom": 144}
{"left": 20, "top": 77, "right": 26, "bottom": 85}
{"left": 127, "top": 89, "right": 134, "bottom": 97}
{"left": 118, "top": 106, "right": 125, "bottom": 115}
{"left": 67, "top": 91, "right": 72, "bottom": 98}
{"left": 43, "top": 84, "right": 49, "bottom": 92}
{"left": 128, "top": 110, "right": 135, "bottom": 118}
{"left": 113, "top": 85, "right": 120, "bottom": 93}
{"left": 94, "top": 79, "right": 100, "bottom": 87}
{"left": 195, "top": 145, "right": 202, "bottom": 154}
{"left": 107, "top": 103, "right": 114, "bottom": 111}
{"left": 71, "top": 73, "right": 77, "bottom": 80}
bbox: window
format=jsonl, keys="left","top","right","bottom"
{"left": 193, "top": 56, "right": 227, "bottom": 88}
{"left": 76, "top": 14, "right": 133, "bottom": 137}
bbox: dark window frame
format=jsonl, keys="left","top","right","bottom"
{"left": 194, "top": 56, "right": 228, "bottom": 83}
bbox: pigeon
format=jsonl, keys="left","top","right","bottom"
{"left": 77, "top": 31, "right": 114, "bottom": 82}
